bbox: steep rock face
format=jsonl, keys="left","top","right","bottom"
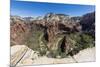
{"left": 80, "top": 12, "right": 95, "bottom": 37}
{"left": 42, "top": 13, "right": 82, "bottom": 49}
{"left": 10, "top": 17, "right": 30, "bottom": 46}
{"left": 43, "top": 13, "right": 82, "bottom": 42}
{"left": 44, "top": 14, "right": 59, "bottom": 42}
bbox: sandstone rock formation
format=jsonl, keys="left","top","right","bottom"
{"left": 10, "top": 17, "right": 30, "bottom": 46}
{"left": 10, "top": 12, "right": 95, "bottom": 61}
{"left": 43, "top": 13, "right": 82, "bottom": 43}
{"left": 39, "top": 13, "right": 82, "bottom": 50}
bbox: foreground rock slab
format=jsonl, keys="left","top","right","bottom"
{"left": 11, "top": 45, "right": 95, "bottom": 67}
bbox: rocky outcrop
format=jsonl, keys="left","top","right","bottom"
{"left": 43, "top": 13, "right": 82, "bottom": 50}
{"left": 80, "top": 12, "right": 95, "bottom": 37}
{"left": 11, "top": 45, "right": 95, "bottom": 66}
{"left": 10, "top": 17, "right": 30, "bottom": 46}
{"left": 11, "top": 45, "right": 40, "bottom": 67}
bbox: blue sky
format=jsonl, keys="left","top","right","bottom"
{"left": 11, "top": 0, "right": 95, "bottom": 17}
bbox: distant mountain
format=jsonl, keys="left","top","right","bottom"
{"left": 23, "top": 17, "right": 34, "bottom": 22}
{"left": 44, "top": 13, "right": 71, "bottom": 23}
{"left": 10, "top": 15, "right": 24, "bottom": 22}
{"left": 71, "top": 16, "right": 81, "bottom": 22}
{"left": 80, "top": 12, "right": 95, "bottom": 37}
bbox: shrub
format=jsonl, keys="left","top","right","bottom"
{"left": 39, "top": 47, "right": 47, "bottom": 56}
{"left": 68, "top": 33, "right": 95, "bottom": 56}
{"left": 80, "top": 33, "right": 94, "bottom": 48}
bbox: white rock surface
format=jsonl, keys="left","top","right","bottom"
{"left": 10, "top": 45, "right": 39, "bottom": 66}
{"left": 11, "top": 45, "right": 26, "bottom": 55}
{"left": 73, "top": 47, "right": 95, "bottom": 62}
{"left": 11, "top": 45, "right": 95, "bottom": 66}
